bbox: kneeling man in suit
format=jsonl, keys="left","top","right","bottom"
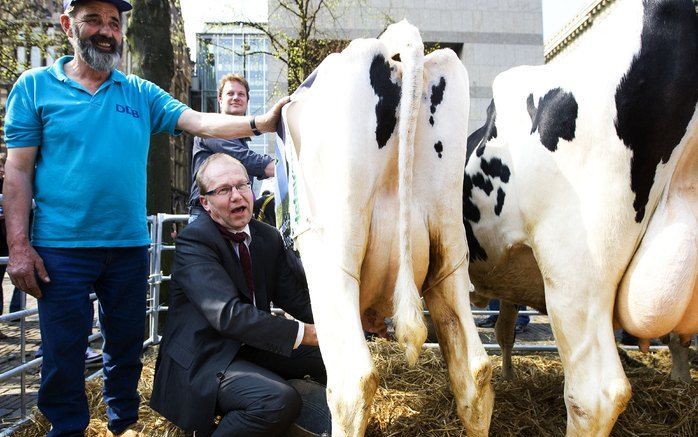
{"left": 151, "top": 153, "right": 325, "bottom": 436}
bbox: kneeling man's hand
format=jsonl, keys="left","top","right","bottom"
{"left": 301, "top": 324, "right": 319, "bottom": 347}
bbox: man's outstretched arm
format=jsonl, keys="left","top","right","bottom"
{"left": 177, "top": 96, "right": 290, "bottom": 139}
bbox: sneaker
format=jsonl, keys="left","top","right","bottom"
{"left": 514, "top": 323, "right": 528, "bottom": 334}
{"left": 476, "top": 317, "right": 498, "bottom": 328}
{"left": 85, "top": 347, "right": 102, "bottom": 368}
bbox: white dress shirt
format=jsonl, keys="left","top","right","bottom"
{"left": 230, "top": 224, "right": 305, "bottom": 349}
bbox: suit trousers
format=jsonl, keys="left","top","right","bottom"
{"left": 212, "top": 345, "right": 326, "bottom": 437}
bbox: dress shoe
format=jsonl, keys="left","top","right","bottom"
{"left": 476, "top": 317, "right": 497, "bottom": 328}
{"left": 105, "top": 424, "right": 145, "bottom": 437}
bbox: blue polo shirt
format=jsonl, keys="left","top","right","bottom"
{"left": 4, "top": 56, "right": 189, "bottom": 247}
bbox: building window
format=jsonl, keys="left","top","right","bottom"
{"left": 196, "top": 26, "right": 268, "bottom": 149}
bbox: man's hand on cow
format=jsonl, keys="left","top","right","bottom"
{"left": 301, "top": 323, "right": 319, "bottom": 346}
{"left": 7, "top": 243, "right": 50, "bottom": 299}
{"left": 254, "top": 96, "right": 291, "bottom": 133}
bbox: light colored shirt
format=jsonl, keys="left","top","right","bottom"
{"left": 232, "top": 224, "right": 304, "bottom": 349}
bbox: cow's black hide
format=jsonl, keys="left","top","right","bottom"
{"left": 434, "top": 141, "right": 444, "bottom": 158}
{"left": 369, "top": 54, "right": 400, "bottom": 149}
{"left": 429, "top": 76, "right": 446, "bottom": 126}
{"left": 614, "top": 0, "right": 698, "bottom": 222}
{"left": 528, "top": 88, "right": 578, "bottom": 152}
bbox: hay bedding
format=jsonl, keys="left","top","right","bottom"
{"left": 13, "top": 340, "right": 697, "bottom": 437}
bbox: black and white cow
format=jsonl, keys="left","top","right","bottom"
{"left": 463, "top": 0, "right": 697, "bottom": 435}
{"left": 277, "top": 21, "right": 492, "bottom": 437}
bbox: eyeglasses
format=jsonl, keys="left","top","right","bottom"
{"left": 204, "top": 182, "right": 252, "bottom": 197}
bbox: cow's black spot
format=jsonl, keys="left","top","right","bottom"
{"left": 462, "top": 175, "right": 480, "bottom": 222}
{"left": 529, "top": 88, "right": 578, "bottom": 152}
{"left": 434, "top": 141, "right": 443, "bottom": 158}
{"left": 526, "top": 94, "right": 536, "bottom": 121}
{"left": 467, "top": 99, "right": 497, "bottom": 161}
{"left": 472, "top": 172, "right": 493, "bottom": 195}
{"left": 494, "top": 187, "right": 506, "bottom": 216}
{"left": 614, "top": 0, "right": 698, "bottom": 223}
{"left": 429, "top": 77, "right": 446, "bottom": 126}
{"left": 369, "top": 54, "right": 400, "bottom": 149}
{"left": 465, "top": 222, "right": 488, "bottom": 262}
{"left": 462, "top": 174, "right": 488, "bottom": 261}
{"left": 480, "top": 157, "right": 510, "bottom": 183}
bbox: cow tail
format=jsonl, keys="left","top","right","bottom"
{"left": 383, "top": 21, "right": 427, "bottom": 366}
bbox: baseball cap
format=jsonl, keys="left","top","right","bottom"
{"left": 63, "top": 0, "right": 133, "bottom": 13}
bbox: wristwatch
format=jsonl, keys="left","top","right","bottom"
{"left": 250, "top": 117, "right": 262, "bottom": 136}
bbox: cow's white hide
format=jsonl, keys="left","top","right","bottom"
{"left": 281, "top": 21, "right": 492, "bottom": 437}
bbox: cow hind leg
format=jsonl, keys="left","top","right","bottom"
{"left": 299, "top": 237, "right": 378, "bottom": 437}
{"left": 544, "top": 282, "right": 632, "bottom": 437}
{"left": 668, "top": 333, "right": 692, "bottom": 383}
{"left": 311, "top": 278, "right": 377, "bottom": 437}
{"left": 495, "top": 302, "right": 518, "bottom": 380}
{"left": 424, "top": 265, "right": 493, "bottom": 437}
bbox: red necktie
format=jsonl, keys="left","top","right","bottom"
{"left": 230, "top": 232, "right": 256, "bottom": 300}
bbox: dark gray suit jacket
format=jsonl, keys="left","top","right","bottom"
{"left": 150, "top": 213, "right": 313, "bottom": 433}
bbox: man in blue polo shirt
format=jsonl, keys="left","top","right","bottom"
{"left": 2, "top": 1, "right": 287, "bottom": 436}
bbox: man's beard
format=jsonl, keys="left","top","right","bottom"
{"left": 70, "top": 23, "right": 123, "bottom": 72}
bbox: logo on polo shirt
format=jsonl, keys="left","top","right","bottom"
{"left": 116, "top": 104, "right": 140, "bottom": 119}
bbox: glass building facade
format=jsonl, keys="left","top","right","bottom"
{"left": 196, "top": 24, "right": 268, "bottom": 152}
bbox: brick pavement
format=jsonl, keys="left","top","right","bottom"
{"left": 0, "top": 276, "right": 42, "bottom": 431}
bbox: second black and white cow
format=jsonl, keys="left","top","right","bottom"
{"left": 463, "top": 0, "right": 697, "bottom": 435}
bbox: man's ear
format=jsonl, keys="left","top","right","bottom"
{"left": 200, "top": 195, "right": 211, "bottom": 212}
{"left": 60, "top": 14, "right": 72, "bottom": 37}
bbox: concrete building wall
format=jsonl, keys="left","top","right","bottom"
{"left": 267, "top": 0, "right": 543, "bottom": 134}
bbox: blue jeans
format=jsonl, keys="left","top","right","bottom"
{"left": 489, "top": 299, "right": 530, "bottom": 325}
{"left": 9, "top": 288, "right": 23, "bottom": 313}
{"left": 35, "top": 246, "right": 148, "bottom": 437}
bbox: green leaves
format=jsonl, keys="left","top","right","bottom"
{"left": 0, "top": 0, "right": 70, "bottom": 85}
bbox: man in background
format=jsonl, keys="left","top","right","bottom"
{"left": 188, "top": 74, "right": 276, "bottom": 222}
